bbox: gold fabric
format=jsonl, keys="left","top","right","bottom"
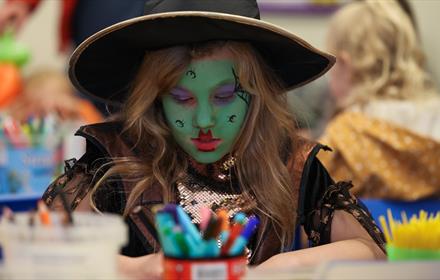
{"left": 318, "top": 111, "right": 440, "bottom": 200}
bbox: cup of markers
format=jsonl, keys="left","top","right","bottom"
{"left": 156, "top": 204, "right": 259, "bottom": 280}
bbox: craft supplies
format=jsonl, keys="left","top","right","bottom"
{"left": 156, "top": 204, "right": 258, "bottom": 259}
{"left": 0, "top": 205, "right": 127, "bottom": 279}
{"left": 380, "top": 209, "right": 440, "bottom": 260}
{"left": 0, "top": 114, "right": 64, "bottom": 196}
{"left": 156, "top": 204, "right": 258, "bottom": 280}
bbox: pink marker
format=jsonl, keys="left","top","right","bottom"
{"left": 200, "top": 205, "right": 212, "bottom": 232}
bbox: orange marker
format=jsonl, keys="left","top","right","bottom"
{"left": 216, "top": 209, "right": 230, "bottom": 243}
{"left": 37, "top": 200, "right": 51, "bottom": 226}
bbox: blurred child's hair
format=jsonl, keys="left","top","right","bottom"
{"left": 24, "top": 68, "right": 73, "bottom": 94}
{"left": 328, "top": 0, "right": 436, "bottom": 106}
{"left": 7, "top": 67, "right": 102, "bottom": 123}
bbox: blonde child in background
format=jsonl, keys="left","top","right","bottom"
{"left": 6, "top": 68, "right": 102, "bottom": 124}
{"left": 2, "top": 68, "right": 103, "bottom": 160}
{"left": 319, "top": 0, "right": 440, "bottom": 200}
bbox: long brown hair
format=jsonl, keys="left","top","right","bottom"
{"left": 92, "top": 41, "right": 298, "bottom": 247}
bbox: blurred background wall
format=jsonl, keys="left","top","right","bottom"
{"left": 1, "top": 0, "right": 439, "bottom": 87}
{"left": 0, "top": 0, "right": 65, "bottom": 74}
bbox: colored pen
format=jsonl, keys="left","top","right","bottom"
{"left": 216, "top": 209, "right": 230, "bottom": 244}
{"left": 162, "top": 204, "right": 179, "bottom": 222}
{"left": 156, "top": 212, "right": 182, "bottom": 257}
{"left": 21, "top": 124, "right": 33, "bottom": 146}
{"left": 228, "top": 215, "right": 260, "bottom": 256}
{"left": 200, "top": 205, "right": 212, "bottom": 232}
{"left": 162, "top": 225, "right": 184, "bottom": 257}
{"left": 202, "top": 214, "right": 220, "bottom": 240}
{"left": 182, "top": 232, "right": 205, "bottom": 258}
{"left": 221, "top": 221, "right": 244, "bottom": 255}
{"left": 204, "top": 238, "right": 220, "bottom": 258}
{"left": 172, "top": 226, "right": 189, "bottom": 256}
{"left": 176, "top": 205, "right": 203, "bottom": 244}
{"left": 3, "top": 117, "right": 25, "bottom": 147}
{"left": 233, "top": 212, "right": 247, "bottom": 225}
{"left": 37, "top": 200, "right": 51, "bottom": 226}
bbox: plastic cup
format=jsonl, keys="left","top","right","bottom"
{"left": 387, "top": 244, "right": 440, "bottom": 261}
{"left": 163, "top": 255, "right": 247, "bottom": 280}
{"left": 0, "top": 212, "right": 127, "bottom": 279}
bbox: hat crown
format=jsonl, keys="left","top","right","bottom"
{"left": 144, "top": 0, "right": 260, "bottom": 19}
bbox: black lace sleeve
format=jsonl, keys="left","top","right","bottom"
{"left": 42, "top": 140, "right": 124, "bottom": 214}
{"left": 298, "top": 153, "right": 386, "bottom": 254}
{"left": 43, "top": 154, "right": 95, "bottom": 211}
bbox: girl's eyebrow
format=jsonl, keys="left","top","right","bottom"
{"left": 213, "top": 83, "right": 235, "bottom": 92}
{"left": 170, "top": 86, "right": 192, "bottom": 95}
{"left": 211, "top": 80, "right": 235, "bottom": 91}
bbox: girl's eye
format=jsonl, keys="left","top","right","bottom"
{"left": 213, "top": 84, "right": 236, "bottom": 104}
{"left": 170, "top": 88, "right": 194, "bottom": 104}
{"left": 173, "top": 95, "right": 193, "bottom": 102}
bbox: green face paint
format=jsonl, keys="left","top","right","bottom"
{"left": 161, "top": 59, "right": 250, "bottom": 164}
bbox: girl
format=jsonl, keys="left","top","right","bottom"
{"left": 43, "top": 0, "right": 385, "bottom": 278}
{"left": 320, "top": 0, "right": 440, "bottom": 200}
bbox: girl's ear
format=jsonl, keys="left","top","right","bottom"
{"left": 328, "top": 50, "right": 354, "bottom": 104}
{"left": 337, "top": 50, "right": 352, "bottom": 69}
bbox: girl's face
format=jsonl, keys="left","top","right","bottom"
{"left": 161, "top": 58, "right": 250, "bottom": 164}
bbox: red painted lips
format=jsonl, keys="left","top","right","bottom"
{"left": 191, "top": 130, "right": 222, "bottom": 152}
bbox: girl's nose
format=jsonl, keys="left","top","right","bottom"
{"left": 193, "top": 103, "right": 215, "bottom": 130}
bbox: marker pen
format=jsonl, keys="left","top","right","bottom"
{"left": 176, "top": 205, "right": 203, "bottom": 244}
{"left": 228, "top": 215, "right": 260, "bottom": 256}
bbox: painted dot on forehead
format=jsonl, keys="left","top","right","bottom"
{"left": 186, "top": 69, "right": 196, "bottom": 79}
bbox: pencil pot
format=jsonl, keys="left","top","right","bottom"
{"left": 163, "top": 255, "right": 247, "bottom": 280}
{"left": 387, "top": 244, "right": 440, "bottom": 261}
{"left": 0, "top": 212, "right": 127, "bottom": 279}
{"left": 0, "top": 136, "right": 63, "bottom": 196}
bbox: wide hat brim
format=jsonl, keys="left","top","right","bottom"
{"left": 69, "top": 11, "right": 335, "bottom": 105}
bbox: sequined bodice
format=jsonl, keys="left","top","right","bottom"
{"left": 177, "top": 156, "right": 255, "bottom": 224}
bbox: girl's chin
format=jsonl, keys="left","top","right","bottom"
{"left": 189, "top": 151, "right": 226, "bottom": 165}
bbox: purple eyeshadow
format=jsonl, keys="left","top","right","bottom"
{"left": 215, "top": 84, "right": 235, "bottom": 96}
{"left": 213, "top": 84, "right": 236, "bottom": 105}
{"left": 170, "top": 87, "right": 193, "bottom": 101}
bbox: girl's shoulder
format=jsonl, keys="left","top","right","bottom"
{"left": 75, "top": 121, "right": 136, "bottom": 159}
{"left": 43, "top": 121, "right": 132, "bottom": 213}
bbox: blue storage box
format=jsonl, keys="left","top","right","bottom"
{"left": 0, "top": 142, "right": 62, "bottom": 197}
